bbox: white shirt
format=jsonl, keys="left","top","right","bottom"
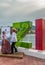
{"left": 11, "top": 32, "right": 17, "bottom": 42}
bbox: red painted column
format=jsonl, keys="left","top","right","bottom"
{"left": 42, "top": 20, "right": 45, "bottom": 50}
{"left": 36, "top": 19, "right": 45, "bottom": 50}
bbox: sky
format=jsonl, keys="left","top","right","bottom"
{"left": 0, "top": 0, "right": 45, "bottom": 26}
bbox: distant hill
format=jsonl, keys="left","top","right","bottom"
{"left": 32, "top": 26, "right": 35, "bottom": 30}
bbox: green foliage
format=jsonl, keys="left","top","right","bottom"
{"left": 16, "top": 42, "right": 32, "bottom": 48}
{"left": 13, "top": 22, "right": 20, "bottom": 30}
{"left": 21, "top": 22, "right": 29, "bottom": 28}
{"left": 13, "top": 21, "right": 32, "bottom": 41}
{"left": 12, "top": 21, "right": 32, "bottom": 48}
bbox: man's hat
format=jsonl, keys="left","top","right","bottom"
{"left": 12, "top": 28, "right": 17, "bottom": 32}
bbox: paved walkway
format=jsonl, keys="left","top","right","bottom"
{"left": 0, "top": 55, "right": 45, "bottom": 65}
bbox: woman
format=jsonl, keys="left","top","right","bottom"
{"left": 11, "top": 28, "right": 18, "bottom": 53}
{"left": 1, "top": 31, "right": 11, "bottom": 54}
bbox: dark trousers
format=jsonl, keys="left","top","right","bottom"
{"left": 11, "top": 42, "right": 17, "bottom": 53}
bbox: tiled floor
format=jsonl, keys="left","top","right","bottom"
{"left": 0, "top": 55, "right": 45, "bottom": 65}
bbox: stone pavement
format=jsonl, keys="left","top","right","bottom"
{"left": 0, "top": 55, "right": 45, "bottom": 65}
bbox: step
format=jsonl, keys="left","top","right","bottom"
{"left": 0, "top": 52, "right": 24, "bottom": 59}
{"left": 17, "top": 47, "right": 45, "bottom": 59}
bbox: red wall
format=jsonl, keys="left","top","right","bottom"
{"left": 36, "top": 19, "right": 45, "bottom": 50}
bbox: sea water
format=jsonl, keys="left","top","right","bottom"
{"left": 0, "top": 34, "right": 35, "bottom": 48}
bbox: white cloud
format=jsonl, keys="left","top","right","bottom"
{"left": 0, "top": 0, "right": 45, "bottom": 26}
{"left": 16, "top": 0, "right": 30, "bottom": 2}
{"left": 0, "top": 0, "right": 12, "bottom": 7}
{"left": 38, "top": 0, "right": 45, "bottom": 8}
{"left": 0, "top": 3, "right": 10, "bottom": 7}
{"left": 17, "top": 0, "right": 45, "bottom": 3}
{"left": 16, "top": 0, "right": 45, "bottom": 11}
{"left": 0, "top": 0, "right": 12, "bottom": 3}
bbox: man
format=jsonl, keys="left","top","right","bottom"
{"left": 11, "top": 28, "right": 17, "bottom": 53}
